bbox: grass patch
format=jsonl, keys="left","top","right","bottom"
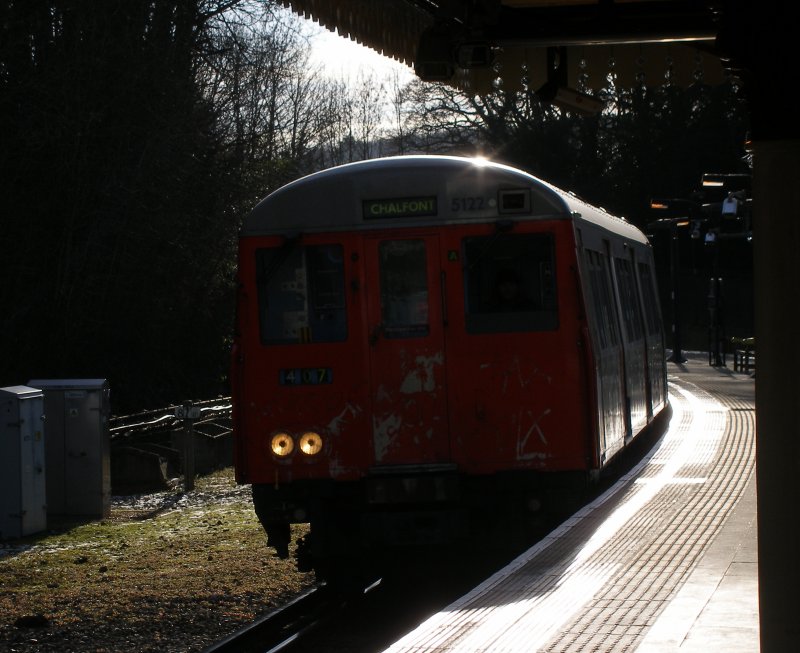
{"left": 0, "top": 468, "right": 314, "bottom": 653}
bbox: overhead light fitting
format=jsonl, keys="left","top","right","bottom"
{"left": 537, "top": 46, "right": 603, "bottom": 116}
{"left": 537, "top": 81, "right": 604, "bottom": 116}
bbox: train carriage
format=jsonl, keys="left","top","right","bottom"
{"left": 231, "top": 155, "right": 667, "bottom": 574}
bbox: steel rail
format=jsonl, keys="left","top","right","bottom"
{"left": 200, "top": 584, "right": 337, "bottom": 653}
{"left": 109, "top": 397, "right": 232, "bottom": 438}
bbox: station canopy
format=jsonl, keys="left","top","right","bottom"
{"left": 280, "top": 0, "right": 729, "bottom": 95}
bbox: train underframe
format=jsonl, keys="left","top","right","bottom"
{"left": 251, "top": 468, "right": 591, "bottom": 580}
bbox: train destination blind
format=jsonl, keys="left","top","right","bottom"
{"left": 363, "top": 196, "right": 437, "bottom": 219}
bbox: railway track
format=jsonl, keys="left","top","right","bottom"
{"left": 109, "top": 398, "right": 234, "bottom": 491}
{"left": 109, "top": 397, "right": 232, "bottom": 441}
{"left": 199, "top": 580, "right": 396, "bottom": 653}
{"left": 199, "top": 549, "right": 517, "bottom": 653}
{"left": 200, "top": 584, "right": 340, "bottom": 653}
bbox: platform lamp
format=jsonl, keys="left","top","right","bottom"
{"left": 649, "top": 200, "right": 695, "bottom": 364}
{"left": 701, "top": 173, "right": 752, "bottom": 368}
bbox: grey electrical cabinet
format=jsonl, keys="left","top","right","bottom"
{"left": 1, "top": 386, "right": 47, "bottom": 539}
{"left": 28, "top": 379, "right": 111, "bottom": 518}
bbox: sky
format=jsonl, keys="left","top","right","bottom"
{"left": 307, "top": 24, "right": 415, "bottom": 82}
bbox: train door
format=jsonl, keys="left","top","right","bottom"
{"left": 583, "top": 245, "right": 627, "bottom": 462}
{"left": 613, "top": 253, "right": 649, "bottom": 436}
{"left": 637, "top": 259, "right": 668, "bottom": 415}
{"left": 365, "top": 236, "right": 450, "bottom": 465}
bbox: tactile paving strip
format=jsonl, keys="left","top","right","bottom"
{"left": 384, "top": 369, "right": 755, "bottom": 653}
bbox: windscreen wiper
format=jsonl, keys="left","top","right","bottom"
{"left": 259, "top": 233, "right": 302, "bottom": 286}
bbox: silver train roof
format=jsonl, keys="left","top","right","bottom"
{"left": 242, "top": 155, "right": 648, "bottom": 244}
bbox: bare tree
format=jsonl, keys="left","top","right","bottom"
{"left": 387, "top": 69, "right": 412, "bottom": 154}
{"left": 399, "top": 79, "right": 488, "bottom": 153}
{"left": 200, "top": 4, "right": 333, "bottom": 191}
{"left": 314, "top": 77, "right": 356, "bottom": 167}
{"left": 352, "top": 71, "right": 386, "bottom": 159}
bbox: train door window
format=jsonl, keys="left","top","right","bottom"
{"left": 378, "top": 239, "right": 429, "bottom": 338}
{"left": 637, "top": 262, "right": 662, "bottom": 337}
{"left": 256, "top": 244, "right": 347, "bottom": 344}
{"left": 584, "top": 249, "right": 619, "bottom": 349}
{"left": 614, "top": 257, "right": 644, "bottom": 342}
{"left": 463, "top": 233, "right": 558, "bottom": 334}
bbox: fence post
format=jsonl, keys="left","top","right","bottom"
{"left": 176, "top": 402, "right": 201, "bottom": 492}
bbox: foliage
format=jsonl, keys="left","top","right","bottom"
{"left": 1, "top": 1, "right": 239, "bottom": 410}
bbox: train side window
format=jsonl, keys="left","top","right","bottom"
{"left": 585, "top": 249, "right": 619, "bottom": 349}
{"left": 614, "top": 257, "right": 644, "bottom": 342}
{"left": 463, "top": 233, "right": 558, "bottom": 333}
{"left": 378, "top": 240, "right": 429, "bottom": 339}
{"left": 637, "top": 262, "right": 662, "bottom": 337}
{"left": 256, "top": 244, "right": 347, "bottom": 344}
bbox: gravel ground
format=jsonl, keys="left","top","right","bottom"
{"left": 0, "top": 469, "right": 315, "bottom": 653}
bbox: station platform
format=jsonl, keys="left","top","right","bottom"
{"left": 384, "top": 354, "right": 758, "bottom": 652}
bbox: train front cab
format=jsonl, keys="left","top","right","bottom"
{"left": 235, "top": 223, "right": 583, "bottom": 563}
{"left": 232, "top": 157, "right": 667, "bottom": 572}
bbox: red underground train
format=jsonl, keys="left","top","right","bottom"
{"left": 231, "top": 155, "right": 667, "bottom": 577}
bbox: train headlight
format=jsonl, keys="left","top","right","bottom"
{"left": 270, "top": 432, "right": 294, "bottom": 457}
{"left": 298, "top": 431, "right": 323, "bottom": 456}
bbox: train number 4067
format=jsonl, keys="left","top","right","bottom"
{"left": 279, "top": 367, "right": 333, "bottom": 386}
